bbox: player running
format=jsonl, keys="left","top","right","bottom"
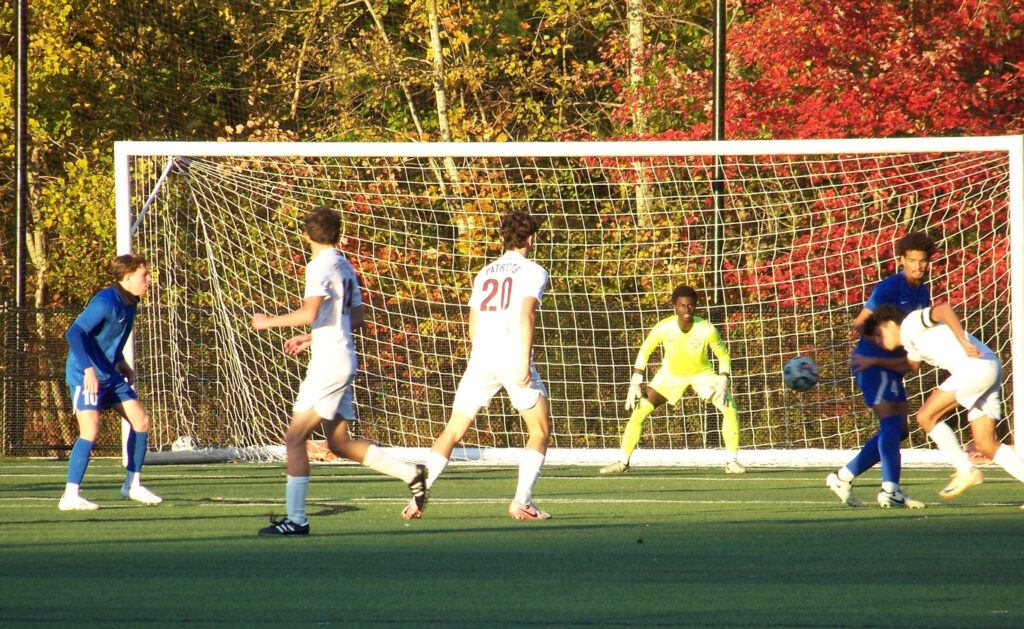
{"left": 252, "top": 206, "right": 427, "bottom": 536}
{"left": 402, "top": 210, "right": 552, "bottom": 521}
{"left": 864, "top": 303, "right": 1024, "bottom": 501}
{"left": 600, "top": 284, "right": 743, "bottom": 475}
{"left": 827, "top": 231, "right": 934, "bottom": 509}
{"left": 60, "top": 253, "right": 162, "bottom": 510}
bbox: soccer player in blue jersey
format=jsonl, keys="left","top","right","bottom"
{"left": 826, "top": 232, "right": 935, "bottom": 509}
{"left": 252, "top": 206, "right": 427, "bottom": 536}
{"left": 59, "top": 253, "right": 162, "bottom": 511}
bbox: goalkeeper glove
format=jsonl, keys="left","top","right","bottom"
{"left": 711, "top": 373, "right": 730, "bottom": 407}
{"left": 625, "top": 372, "right": 644, "bottom": 411}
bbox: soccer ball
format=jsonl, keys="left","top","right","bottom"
{"left": 171, "top": 435, "right": 198, "bottom": 451}
{"left": 783, "top": 356, "right": 819, "bottom": 391}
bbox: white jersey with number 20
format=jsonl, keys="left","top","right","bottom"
{"left": 468, "top": 251, "right": 548, "bottom": 361}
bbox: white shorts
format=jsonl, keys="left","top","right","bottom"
{"left": 293, "top": 357, "right": 356, "bottom": 420}
{"left": 939, "top": 355, "right": 1002, "bottom": 421}
{"left": 648, "top": 366, "right": 717, "bottom": 405}
{"left": 451, "top": 355, "right": 547, "bottom": 416}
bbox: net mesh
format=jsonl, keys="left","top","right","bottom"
{"left": 124, "top": 146, "right": 1016, "bottom": 460}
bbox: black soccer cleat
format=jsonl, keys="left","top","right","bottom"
{"left": 258, "top": 516, "right": 309, "bottom": 536}
{"left": 408, "top": 463, "right": 429, "bottom": 512}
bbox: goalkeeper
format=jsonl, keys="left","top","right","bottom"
{"left": 600, "top": 285, "right": 744, "bottom": 474}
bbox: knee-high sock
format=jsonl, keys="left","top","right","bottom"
{"left": 66, "top": 438, "right": 95, "bottom": 488}
{"left": 514, "top": 448, "right": 546, "bottom": 505}
{"left": 286, "top": 475, "right": 309, "bottom": 524}
{"left": 621, "top": 399, "right": 654, "bottom": 462}
{"left": 425, "top": 451, "right": 449, "bottom": 490}
{"left": 877, "top": 415, "right": 904, "bottom": 486}
{"left": 992, "top": 444, "right": 1024, "bottom": 484}
{"left": 845, "top": 432, "right": 881, "bottom": 478}
{"left": 124, "top": 430, "right": 150, "bottom": 487}
{"left": 713, "top": 395, "right": 740, "bottom": 456}
{"left": 927, "top": 421, "right": 973, "bottom": 474}
{"left": 363, "top": 444, "right": 416, "bottom": 484}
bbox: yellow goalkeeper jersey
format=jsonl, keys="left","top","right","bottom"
{"left": 633, "top": 315, "right": 731, "bottom": 377}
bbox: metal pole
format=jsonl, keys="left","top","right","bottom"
{"left": 712, "top": 0, "right": 726, "bottom": 304}
{"left": 9, "top": 0, "right": 30, "bottom": 455}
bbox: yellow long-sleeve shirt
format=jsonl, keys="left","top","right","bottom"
{"left": 633, "top": 315, "right": 731, "bottom": 377}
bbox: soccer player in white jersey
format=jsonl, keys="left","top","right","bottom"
{"left": 864, "top": 303, "right": 1024, "bottom": 502}
{"left": 600, "top": 284, "right": 743, "bottom": 474}
{"left": 401, "top": 210, "right": 552, "bottom": 521}
{"left": 252, "top": 206, "right": 427, "bottom": 536}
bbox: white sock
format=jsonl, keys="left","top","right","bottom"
{"left": 286, "top": 475, "right": 309, "bottom": 525}
{"left": 64, "top": 482, "right": 80, "bottom": 497}
{"left": 927, "top": 422, "right": 973, "bottom": 474}
{"left": 425, "top": 451, "right": 449, "bottom": 490}
{"left": 124, "top": 470, "right": 139, "bottom": 488}
{"left": 881, "top": 481, "right": 899, "bottom": 494}
{"left": 993, "top": 444, "right": 1024, "bottom": 484}
{"left": 837, "top": 467, "right": 855, "bottom": 482}
{"left": 514, "top": 449, "right": 546, "bottom": 505}
{"left": 363, "top": 444, "right": 416, "bottom": 484}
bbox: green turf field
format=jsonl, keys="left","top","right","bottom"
{"left": 2, "top": 458, "right": 1023, "bottom": 628}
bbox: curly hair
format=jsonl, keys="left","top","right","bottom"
{"left": 305, "top": 206, "right": 341, "bottom": 245}
{"left": 500, "top": 211, "right": 540, "bottom": 250}
{"left": 895, "top": 231, "right": 936, "bottom": 258}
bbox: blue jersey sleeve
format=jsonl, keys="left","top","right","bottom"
{"left": 65, "top": 291, "right": 123, "bottom": 380}
{"left": 864, "top": 278, "right": 898, "bottom": 312}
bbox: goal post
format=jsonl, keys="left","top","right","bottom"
{"left": 113, "top": 136, "right": 1023, "bottom": 466}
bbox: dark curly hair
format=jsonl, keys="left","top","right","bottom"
{"left": 895, "top": 231, "right": 936, "bottom": 258}
{"left": 500, "top": 211, "right": 540, "bottom": 250}
{"left": 671, "top": 284, "right": 698, "bottom": 304}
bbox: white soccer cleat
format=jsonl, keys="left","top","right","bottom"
{"left": 826, "top": 472, "right": 863, "bottom": 507}
{"left": 509, "top": 500, "right": 551, "bottom": 520}
{"left": 58, "top": 493, "right": 99, "bottom": 511}
{"left": 938, "top": 468, "right": 983, "bottom": 499}
{"left": 877, "top": 489, "right": 926, "bottom": 509}
{"left": 121, "top": 484, "right": 163, "bottom": 505}
{"left": 725, "top": 460, "right": 746, "bottom": 474}
{"left": 599, "top": 461, "right": 629, "bottom": 475}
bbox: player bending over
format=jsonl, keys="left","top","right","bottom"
{"left": 828, "top": 231, "right": 935, "bottom": 509}
{"left": 402, "top": 210, "right": 552, "bottom": 521}
{"left": 864, "top": 303, "right": 1024, "bottom": 502}
{"left": 253, "top": 206, "right": 426, "bottom": 536}
{"left": 600, "top": 285, "right": 743, "bottom": 475}
{"left": 60, "top": 254, "right": 162, "bottom": 511}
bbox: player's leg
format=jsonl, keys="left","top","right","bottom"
{"left": 601, "top": 389, "right": 664, "bottom": 474}
{"left": 60, "top": 388, "right": 101, "bottom": 511}
{"left": 695, "top": 372, "right": 744, "bottom": 473}
{"left": 916, "top": 388, "right": 982, "bottom": 498}
{"left": 322, "top": 418, "right": 428, "bottom": 512}
{"left": 112, "top": 396, "right": 162, "bottom": 505}
{"left": 959, "top": 366, "right": 1024, "bottom": 486}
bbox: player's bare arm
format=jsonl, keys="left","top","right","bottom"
{"left": 851, "top": 306, "right": 873, "bottom": 334}
{"left": 518, "top": 297, "right": 539, "bottom": 386}
{"left": 928, "top": 304, "right": 982, "bottom": 358}
{"left": 252, "top": 295, "right": 324, "bottom": 330}
{"left": 849, "top": 353, "right": 911, "bottom": 374}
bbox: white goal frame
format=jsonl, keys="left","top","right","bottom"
{"left": 114, "top": 136, "right": 1023, "bottom": 467}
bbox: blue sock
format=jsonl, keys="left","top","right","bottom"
{"left": 846, "top": 432, "right": 882, "bottom": 477}
{"left": 878, "top": 415, "right": 904, "bottom": 485}
{"left": 67, "top": 438, "right": 95, "bottom": 485}
{"left": 126, "top": 430, "right": 149, "bottom": 473}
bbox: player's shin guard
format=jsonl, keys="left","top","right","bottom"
{"left": 514, "top": 448, "right": 546, "bottom": 505}
{"left": 992, "top": 445, "right": 1024, "bottom": 484}
{"left": 621, "top": 399, "right": 653, "bottom": 461}
{"left": 66, "top": 438, "right": 95, "bottom": 486}
{"left": 877, "top": 415, "right": 903, "bottom": 486}
{"left": 125, "top": 430, "right": 150, "bottom": 488}
{"left": 846, "top": 432, "right": 882, "bottom": 477}
{"left": 721, "top": 401, "right": 740, "bottom": 456}
{"left": 927, "top": 421, "right": 973, "bottom": 474}
{"left": 285, "top": 475, "right": 309, "bottom": 525}
{"left": 363, "top": 444, "right": 417, "bottom": 483}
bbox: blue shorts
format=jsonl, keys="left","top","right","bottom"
{"left": 852, "top": 337, "right": 907, "bottom": 406}
{"left": 69, "top": 378, "right": 138, "bottom": 412}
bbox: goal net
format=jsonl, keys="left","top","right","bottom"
{"left": 114, "top": 138, "right": 1023, "bottom": 466}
